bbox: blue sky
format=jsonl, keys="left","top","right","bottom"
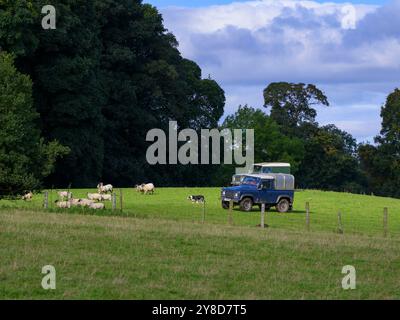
{"left": 145, "top": 0, "right": 388, "bottom": 8}
{"left": 143, "top": 0, "right": 400, "bottom": 142}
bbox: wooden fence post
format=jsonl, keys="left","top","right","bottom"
{"left": 228, "top": 200, "right": 234, "bottom": 225}
{"left": 119, "top": 188, "right": 123, "bottom": 213}
{"left": 202, "top": 201, "right": 206, "bottom": 224}
{"left": 383, "top": 207, "right": 388, "bottom": 238}
{"left": 50, "top": 186, "right": 54, "bottom": 208}
{"left": 337, "top": 211, "right": 343, "bottom": 234}
{"left": 43, "top": 191, "right": 49, "bottom": 209}
{"left": 305, "top": 202, "right": 310, "bottom": 231}
{"left": 112, "top": 193, "right": 117, "bottom": 211}
{"left": 260, "top": 203, "right": 266, "bottom": 228}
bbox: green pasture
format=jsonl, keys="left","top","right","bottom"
{"left": 1, "top": 188, "right": 400, "bottom": 237}
{"left": 1, "top": 210, "right": 399, "bottom": 299}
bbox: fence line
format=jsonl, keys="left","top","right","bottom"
{"left": 305, "top": 202, "right": 310, "bottom": 231}
{"left": 2, "top": 192, "right": 399, "bottom": 238}
{"left": 383, "top": 207, "right": 388, "bottom": 238}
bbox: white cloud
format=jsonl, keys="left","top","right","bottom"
{"left": 160, "top": 0, "right": 400, "bottom": 141}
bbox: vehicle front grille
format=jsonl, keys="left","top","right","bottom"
{"left": 224, "top": 190, "right": 236, "bottom": 199}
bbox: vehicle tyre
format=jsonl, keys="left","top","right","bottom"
{"left": 240, "top": 198, "right": 253, "bottom": 212}
{"left": 222, "top": 201, "right": 230, "bottom": 209}
{"left": 276, "top": 198, "right": 290, "bottom": 213}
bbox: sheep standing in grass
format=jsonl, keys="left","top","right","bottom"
{"left": 100, "top": 194, "right": 112, "bottom": 201}
{"left": 22, "top": 192, "right": 33, "bottom": 201}
{"left": 70, "top": 198, "right": 81, "bottom": 207}
{"left": 97, "top": 183, "right": 113, "bottom": 194}
{"left": 135, "top": 185, "right": 143, "bottom": 193}
{"left": 58, "top": 191, "right": 72, "bottom": 200}
{"left": 89, "top": 202, "right": 105, "bottom": 210}
{"left": 87, "top": 193, "right": 103, "bottom": 201}
{"left": 55, "top": 200, "right": 71, "bottom": 209}
{"left": 77, "top": 199, "right": 95, "bottom": 207}
{"left": 140, "top": 183, "right": 155, "bottom": 195}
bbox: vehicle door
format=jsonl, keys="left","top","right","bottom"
{"left": 259, "top": 179, "right": 275, "bottom": 204}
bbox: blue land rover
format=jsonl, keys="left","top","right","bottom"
{"left": 221, "top": 173, "right": 295, "bottom": 213}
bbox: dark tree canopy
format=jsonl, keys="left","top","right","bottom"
{"left": 222, "top": 105, "right": 305, "bottom": 174}
{"left": 359, "top": 88, "right": 400, "bottom": 198}
{"left": 0, "top": 1, "right": 398, "bottom": 197}
{"left": 0, "top": 0, "right": 225, "bottom": 187}
{"left": 263, "top": 82, "right": 329, "bottom": 129}
{"left": 0, "top": 52, "right": 68, "bottom": 196}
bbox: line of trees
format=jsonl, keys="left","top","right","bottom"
{"left": 220, "top": 83, "right": 400, "bottom": 198}
{"left": 0, "top": 1, "right": 399, "bottom": 198}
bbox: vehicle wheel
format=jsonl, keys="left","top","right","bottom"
{"left": 240, "top": 198, "right": 253, "bottom": 212}
{"left": 276, "top": 199, "right": 290, "bottom": 213}
{"left": 222, "top": 201, "right": 230, "bottom": 209}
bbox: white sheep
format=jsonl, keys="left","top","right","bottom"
{"left": 70, "top": 198, "right": 81, "bottom": 207}
{"left": 97, "top": 183, "right": 113, "bottom": 194}
{"left": 77, "top": 199, "right": 95, "bottom": 207}
{"left": 22, "top": 192, "right": 33, "bottom": 201}
{"left": 89, "top": 202, "right": 105, "bottom": 210}
{"left": 55, "top": 200, "right": 71, "bottom": 209}
{"left": 141, "top": 183, "right": 155, "bottom": 195}
{"left": 87, "top": 193, "right": 103, "bottom": 201}
{"left": 100, "top": 194, "right": 112, "bottom": 201}
{"left": 58, "top": 191, "right": 72, "bottom": 200}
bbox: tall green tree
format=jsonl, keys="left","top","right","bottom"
{"left": 0, "top": 52, "right": 68, "bottom": 196}
{"left": 359, "top": 88, "right": 400, "bottom": 197}
{"left": 217, "top": 105, "right": 305, "bottom": 184}
{"left": 263, "top": 82, "right": 329, "bottom": 131}
{"left": 0, "top": 0, "right": 225, "bottom": 187}
{"left": 297, "top": 124, "right": 365, "bottom": 192}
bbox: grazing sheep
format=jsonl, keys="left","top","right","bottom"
{"left": 97, "top": 183, "right": 113, "bottom": 194}
{"left": 100, "top": 194, "right": 112, "bottom": 201}
{"left": 22, "top": 192, "right": 33, "bottom": 201}
{"left": 87, "top": 193, "right": 103, "bottom": 201}
{"left": 135, "top": 185, "right": 143, "bottom": 192}
{"left": 55, "top": 200, "right": 71, "bottom": 209}
{"left": 58, "top": 191, "right": 72, "bottom": 200}
{"left": 77, "top": 199, "right": 95, "bottom": 207}
{"left": 70, "top": 198, "right": 81, "bottom": 207}
{"left": 89, "top": 202, "right": 105, "bottom": 210}
{"left": 140, "top": 183, "right": 155, "bottom": 195}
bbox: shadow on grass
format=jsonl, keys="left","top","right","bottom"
{"left": 0, "top": 206, "right": 150, "bottom": 220}
{"left": 230, "top": 207, "right": 306, "bottom": 214}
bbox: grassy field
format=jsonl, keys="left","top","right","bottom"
{"left": 1, "top": 188, "right": 400, "bottom": 237}
{"left": 1, "top": 188, "right": 400, "bottom": 299}
{"left": 1, "top": 210, "right": 400, "bottom": 299}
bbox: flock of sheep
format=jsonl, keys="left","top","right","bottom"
{"left": 21, "top": 182, "right": 156, "bottom": 210}
{"left": 54, "top": 183, "right": 114, "bottom": 210}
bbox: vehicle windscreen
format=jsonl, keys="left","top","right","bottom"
{"left": 252, "top": 165, "right": 262, "bottom": 173}
{"left": 241, "top": 176, "right": 260, "bottom": 186}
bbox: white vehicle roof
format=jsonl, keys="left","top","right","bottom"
{"left": 254, "top": 162, "right": 291, "bottom": 167}
{"left": 244, "top": 173, "right": 293, "bottom": 179}
{"left": 244, "top": 173, "right": 295, "bottom": 190}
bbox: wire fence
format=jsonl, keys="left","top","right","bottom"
{"left": 0, "top": 188, "right": 399, "bottom": 238}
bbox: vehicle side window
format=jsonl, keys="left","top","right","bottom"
{"left": 261, "top": 180, "right": 274, "bottom": 190}
{"left": 261, "top": 167, "right": 272, "bottom": 173}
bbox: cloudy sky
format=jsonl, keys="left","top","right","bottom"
{"left": 145, "top": 0, "right": 399, "bottom": 142}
